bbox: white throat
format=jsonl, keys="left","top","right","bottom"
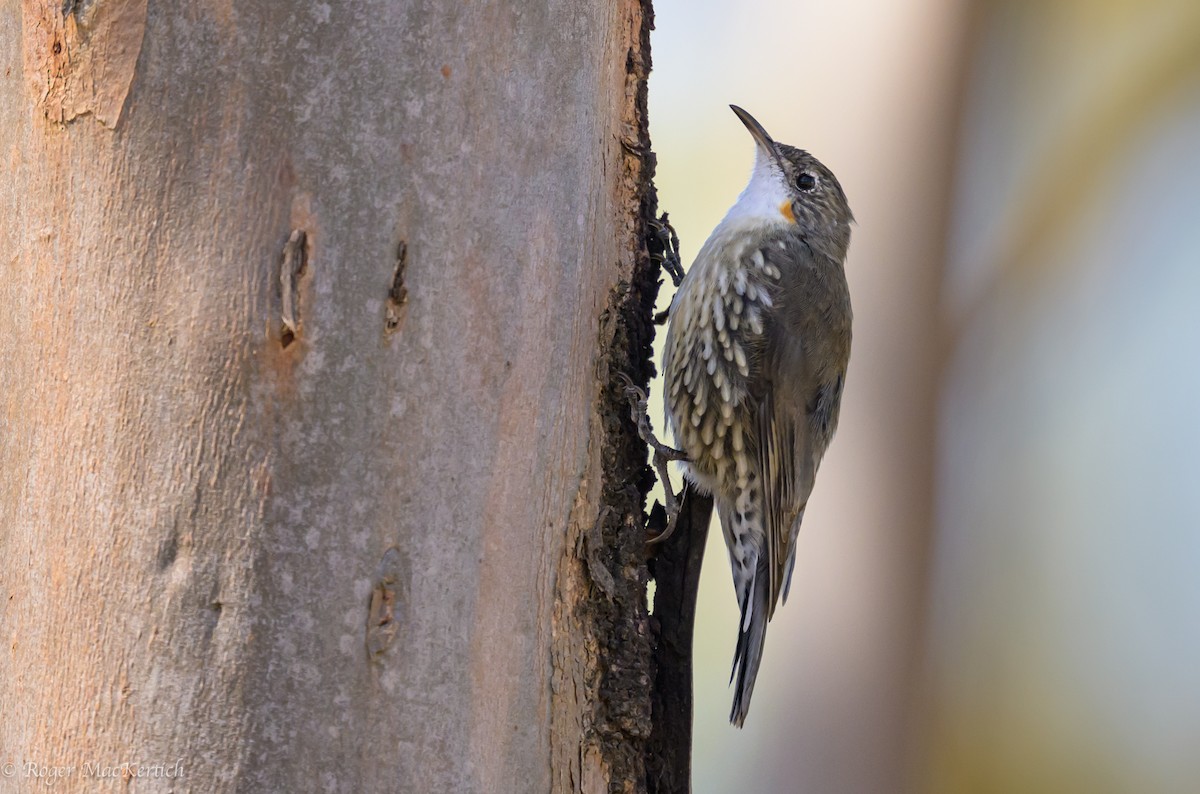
{"left": 718, "top": 148, "right": 791, "bottom": 228}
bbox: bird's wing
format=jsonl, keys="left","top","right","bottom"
{"left": 728, "top": 236, "right": 818, "bottom": 723}
{"left": 751, "top": 238, "right": 817, "bottom": 618}
{"left": 754, "top": 345, "right": 814, "bottom": 617}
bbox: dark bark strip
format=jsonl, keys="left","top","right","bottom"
{"left": 646, "top": 487, "right": 713, "bottom": 794}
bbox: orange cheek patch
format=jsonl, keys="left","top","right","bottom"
{"left": 779, "top": 201, "right": 796, "bottom": 223}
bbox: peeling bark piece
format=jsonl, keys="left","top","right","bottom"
{"left": 22, "top": 0, "right": 149, "bottom": 127}
{"left": 367, "top": 547, "right": 407, "bottom": 659}
{"left": 279, "top": 230, "right": 307, "bottom": 347}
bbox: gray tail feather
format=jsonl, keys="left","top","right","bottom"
{"left": 729, "top": 562, "right": 770, "bottom": 727}
{"left": 781, "top": 507, "right": 806, "bottom": 605}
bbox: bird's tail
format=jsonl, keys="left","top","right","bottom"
{"left": 730, "top": 558, "right": 770, "bottom": 727}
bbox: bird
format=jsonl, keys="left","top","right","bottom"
{"left": 661, "top": 105, "right": 853, "bottom": 726}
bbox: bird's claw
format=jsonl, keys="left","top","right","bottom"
{"left": 649, "top": 212, "right": 685, "bottom": 288}
{"left": 646, "top": 498, "right": 682, "bottom": 545}
{"left": 617, "top": 373, "right": 687, "bottom": 544}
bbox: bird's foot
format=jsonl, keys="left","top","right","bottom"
{"left": 617, "top": 373, "right": 687, "bottom": 544}
{"left": 618, "top": 373, "right": 687, "bottom": 461}
{"left": 649, "top": 212, "right": 685, "bottom": 289}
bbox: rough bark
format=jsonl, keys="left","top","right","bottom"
{"left": 0, "top": 0, "right": 668, "bottom": 791}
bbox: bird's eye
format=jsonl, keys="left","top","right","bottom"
{"left": 796, "top": 172, "right": 817, "bottom": 191}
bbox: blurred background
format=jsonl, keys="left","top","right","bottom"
{"left": 647, "top": 1, "right": 1200, "bottom": 792}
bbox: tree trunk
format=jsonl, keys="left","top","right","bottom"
{"left": 0, "top": 1, "right": 670, "bottom": 791}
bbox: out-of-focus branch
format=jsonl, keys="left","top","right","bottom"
{"left": 646, "top": 485, "right": 714, "bottom": 794}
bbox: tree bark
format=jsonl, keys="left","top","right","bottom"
{"left": 0, "top": 0, "right": 668, "bottom": 791}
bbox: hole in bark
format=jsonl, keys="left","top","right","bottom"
{"left": 385, "top": 240, "right": 409, "bottom": 334}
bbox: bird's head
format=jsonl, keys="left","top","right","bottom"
{"left": 726, "top": 105, "right": 853, "bottom": 248}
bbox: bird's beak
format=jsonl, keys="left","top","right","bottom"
{"left": 730, "top": 105, "right": 779, "bottom": 163}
